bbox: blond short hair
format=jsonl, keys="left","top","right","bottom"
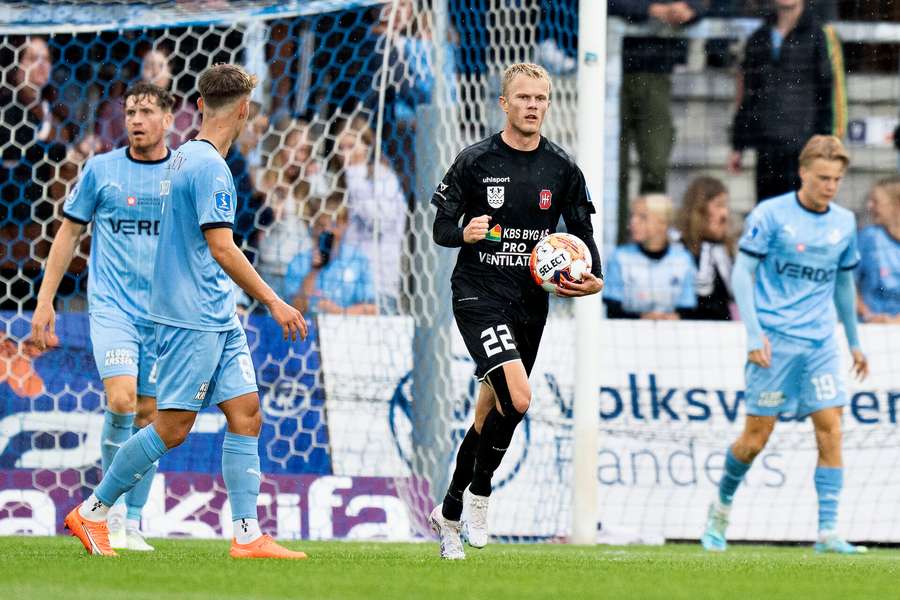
{"left": 873, "top": 175, "right": 900, "bottom": 206}
{"left": 798, "top": 135, "right": 850, "bottom": 169}
{"left": 636, "top": 193, "right": 674, "bottom": 225}
{"left": 501, "top": 62, "right": 552, "bottom": 97}
{"left": 197, "top": 63, "right": 258, "bottom": 111}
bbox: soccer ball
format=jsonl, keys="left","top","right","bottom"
{"left": 529, "top": 232, "right": 592, "bottom": 294}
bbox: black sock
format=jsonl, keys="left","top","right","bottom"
{"left": 469, "top": 407, "right": 520, "bottom": 497}
{"left": 442, "top": 426, "right": 480, "bottom": 521}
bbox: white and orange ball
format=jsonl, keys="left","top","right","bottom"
{"left": 529, "top": 232, "right": 591, "bottom": 294}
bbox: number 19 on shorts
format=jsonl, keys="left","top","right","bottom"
{"left": 811, "top": 374, "right": 838, "bottom": 402}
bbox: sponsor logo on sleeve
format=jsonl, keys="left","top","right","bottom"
{"left": 214, "top": 190, "right": 233, "bottom": 212}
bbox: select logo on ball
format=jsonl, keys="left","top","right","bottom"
{"left": 529, "top": 232, "right": 591, "bottom": 294}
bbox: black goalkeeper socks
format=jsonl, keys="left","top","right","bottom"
{"left": 442, "top": 426, "right": 480, "bottom": 521}
{"left": 469, "top": 407, "right": 520, "bottom": 497}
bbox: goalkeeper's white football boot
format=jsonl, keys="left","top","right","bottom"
{"left": 814, "top": 531, "right": 868, "bottom": 554}
{"left": 430, "top": 505, "right": 465, "bottom": 560}
{"left": 125, "top": 525, "right": 155, "bottom": 551}
{"left": 107, "top": 502, "right": 127, "bottom": 549}
{"left": 462, "top": 489, "right": 489, "bottom": 549}
{"left": 700, "top": 501, "right": 730, "bottom": 552}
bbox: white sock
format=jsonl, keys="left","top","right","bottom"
{"left": 79, "top": 494, "right": 110, "bottom": 522}
{"left": 714, "top": 500, "right": 732, "bottom": 515}
{"left": 233, "top": 518, "right": 262, "bottom": 545}
{"left": 126, "top": 518, "right": 141, "bottom": 533}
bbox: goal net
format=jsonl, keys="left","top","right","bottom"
{"left": 1, "top": 0, "right": 898, "bottom": 545}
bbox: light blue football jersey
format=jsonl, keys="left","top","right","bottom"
{"left": 63, "top": 147, "right": 171, "bottom": 324}
{"left": 149, "top": 140, "right": 239, "bottom": 332}
{"left": 603, "top": 242, "right": 697, "bottom": 313}
{"left": 856, "top": 224, "right": 900, "bottom": 316}
{"left": 739, "top": 192, "right": 860, "bottom": 341}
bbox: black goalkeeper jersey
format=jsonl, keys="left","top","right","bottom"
{"left": 431, "top": 132, "right": 602, "bottom": 308}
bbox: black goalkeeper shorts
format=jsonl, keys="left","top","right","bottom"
{"left": 453, "top": 297, "right": 547, "bottom": 381}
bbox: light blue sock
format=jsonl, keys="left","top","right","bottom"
{"left": 101, "top": 410, "right": 134, "bottom": 474}
{"left": 95, "top": 424, "right": 167, "bottom": 507}
{"left": 222, "top": 432, "right": 261, "bottom": 521}
{"left": 815, "top": 466, "right": 843, "bottom": 532}
{"left": 718, "top": 449, "right": 752, "bottom": 506}
{"left": 125, "top": 424, "right": 158, "bottom": 521}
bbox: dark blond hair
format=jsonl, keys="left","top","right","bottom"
{"left": 677, "top": 176, "right": 733, "bottom": 257}
{"left": 501, "top": 62, "right": 551, "bottom": 97}
{"left": 197, "top": 63, "right": 257, "bottom": 111}
{"left": 798, "top": 135, "right": 850, "bottom": 169}
{"left": 872, "top": 175, "right": 900, "bottom": 206}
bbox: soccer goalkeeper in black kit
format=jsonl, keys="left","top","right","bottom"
{"left": 429, "top": 63, "right": 603, "bottom": 559}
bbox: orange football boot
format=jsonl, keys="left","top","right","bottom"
{"left": 229, "top": 534, "right": 308, "bottom": 560}
{"left": 64, "top": 504, "right": 117, "bottom": 556}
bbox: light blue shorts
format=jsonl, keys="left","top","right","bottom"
{"left": 89, "top": 311, "right": 158, "bottom": 397}
{"left": 745, "top": 330, "right": 847, "bottom": 418}
{"left": 154, "top": 324, "right": 258, "bottom": 412}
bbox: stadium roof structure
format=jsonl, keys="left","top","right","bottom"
{"left": 0, "top": 0, "right": 384, "bottom": 33}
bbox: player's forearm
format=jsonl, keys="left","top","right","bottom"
{"left": 433, "top": 210, "right": 464, "bottom": 247}
{"left": 212, "top": 244, "right": 279, "bottom": 307}
{"left": 36, "top": 219, "right": 83, "bottom": 306}
{"left": 834, "top": 270, "right": 861, "bottom": 351}
{"left": 732, "top": 252, "right": 764, "bottom": 351}
{"left": 568, "top": 225, "right": 603, "bottom": 278}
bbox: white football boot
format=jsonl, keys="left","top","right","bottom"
{"left": 125, "top": 526, "right": 155, "bottom": 551}
{"left": 429, "top": 505, "right": 465, "bottom": 560}
{"left": 462, "top": 489, "right": 489, "bottom": 548}
{"left": 107, "top": 502, "right": 127, "bottom": 549}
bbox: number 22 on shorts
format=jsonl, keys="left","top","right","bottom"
{"left": 481, "top": 324, "right": 515, "bottom": 357}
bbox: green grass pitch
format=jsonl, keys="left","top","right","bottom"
{"left": 1, "top": 537, "right": 897, "bottom": 599}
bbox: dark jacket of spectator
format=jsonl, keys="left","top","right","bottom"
{"left": 732, "top": 8, "right": 834, "bottom": 151}
{"left": 609, "top": 0, "right": 706, "bottom": 74}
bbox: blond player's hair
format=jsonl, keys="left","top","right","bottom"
{"left": 197, "top": 63, "right": 258, "bottom": 111}
{"left": 798, "top": 135, "right": 850, "bottom": 169}
{"left": 872, "top": 175, "right": 900, "bottom": 207}
{"left": 635, "top": 193, "right": 674, "bottom": 225}
{"left": 501, "top": 62, "right": 552, "bottom": 97}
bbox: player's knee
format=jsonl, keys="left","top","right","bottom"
{"left": 158, "top": 423, "right": 191, "bottom": 449}
{"left": 510, "top": 388, "right": 531, "bottom": 416}
{"left": 225, "top": 395, "right": 262, "bottom": 437}
{"left": 106, "top": 388, "right": 136, "bottom": 415}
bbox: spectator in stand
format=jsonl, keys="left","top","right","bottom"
{"left": 371, "top": 0, "right": 457, "bottom": 195}
{"left": 608, "top": 1, "right": 706, "bottom": 244}
{"left": 677, "top": 176, "right": 735, "bottom": 320}
{"left": 95, "top": 46, "right": 199, "bottom": 151}
{"left": 332, "top": 116, "right": 407, "bottom": 314}
{"left": 284, "top": 196, "right": 376, "bottom": 316}
{"left": 604, "top": 194, "right": 698, "bottom": 320}
{"left": 730, "top": 0, "right": 843, "bottom": 202}
{"left": 857, "top": 177, "right": 900, "bottom": 323}
{"left": 257, "top": 120, "right": 328, "bottom": 295}
{"left": 0, "top": 36, "right": 69, "bottom": 311}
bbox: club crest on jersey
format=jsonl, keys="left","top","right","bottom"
{"left": 487, "top": 186, "right": 505, "bottom": 208}
{"left": 214, "top": 190, "right": 232, "bottom": 212}
{"left": 827, "top": 228, "right": 842, "bottom": 245}
{"left": 127, "top": 195, "right": 137, "bottom": 206}
{"left": 539, "top": 189, "right": 552, "bottom": 210}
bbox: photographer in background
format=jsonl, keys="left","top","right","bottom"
{"left": 284, "top": 195, "right": 376, "bottom": 316}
